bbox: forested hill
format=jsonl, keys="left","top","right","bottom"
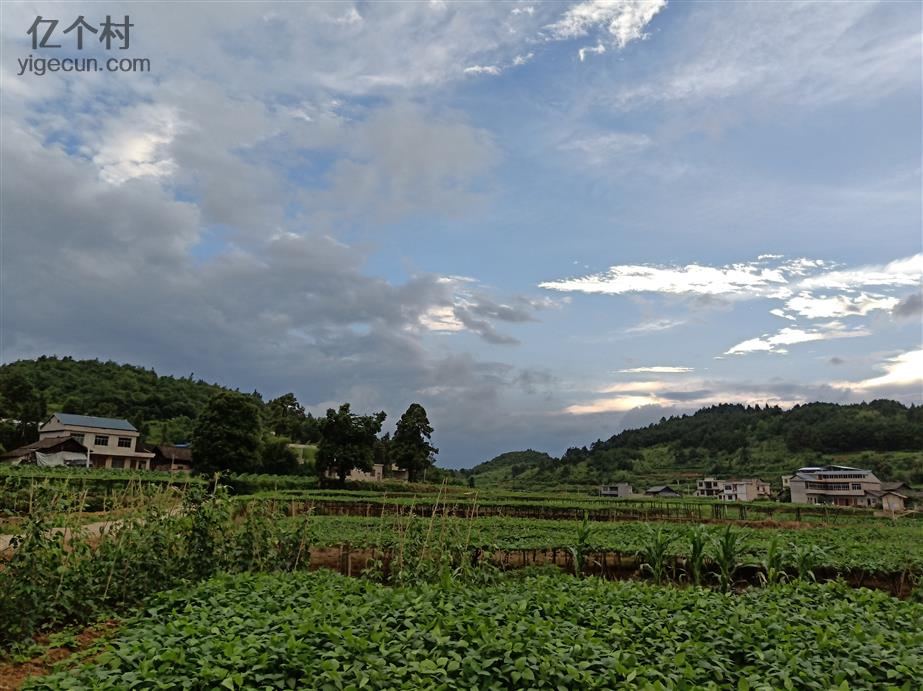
{"left": 0, "top": 357, "right": 325, "bottom": 453}
{"left": 470, "top": 402, "right": 923, "bottom": 488}
{"left": 0, "top": 356, "right": 229, "bottom": 424}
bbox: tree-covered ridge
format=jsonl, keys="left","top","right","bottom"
{"left": 0, "top": 355, "right": 228, "bottom": 426}
{"left": 0, "top": 356, "right": 320, "bottom": 451}
{"left": 570, "top": 401, "right": 923, "bottom": 460}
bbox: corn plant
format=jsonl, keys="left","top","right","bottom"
{"left": 758, "top": 534, "right": 787, "bottom": 587}
{"left": 568, "top": 511, "right": 593, "bottom": 577}
{"left": 638, "top": 525, "right": 675, "bottom": 585}
{"left": 712, "top": 525, "right": 744, "bottom": 593}
{"left": 683, "top": 524, "right": 710, "bottom": 586}
{"left": 788, "top": 542, "right": 829, "bottom": 582}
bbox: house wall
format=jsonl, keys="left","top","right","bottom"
{"left": 40, "top": 417, "right": 153, "bottom": 469}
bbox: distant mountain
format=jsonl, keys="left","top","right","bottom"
{"left": 470, "top": 402, "right": 923, "bottom": 490}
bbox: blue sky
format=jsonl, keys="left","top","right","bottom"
{"left": 2, "top": 1, "right": 921, "bottom": 466}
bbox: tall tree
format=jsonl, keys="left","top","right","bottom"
{"left": 192, "top": 391, "right": 263, "bottom": 475}
{"left": 391, "top": 403, "right": 438, "bottom": 483}
{"left": 315, "top": 404, "right": 386, "bottom": 485}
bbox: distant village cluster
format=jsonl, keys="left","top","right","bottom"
{"left": 601, "top": 467, "right": 918, "bottom": 513}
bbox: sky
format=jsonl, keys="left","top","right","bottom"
{"left": 1, "top": 1, "right": 921, "bottom": 467}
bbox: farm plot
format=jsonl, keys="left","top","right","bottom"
{"left": 28, "top": 570, "right": 923, "bottom": 690}
{"left": 297, "top": 514, "right": 923, "bottom": 577}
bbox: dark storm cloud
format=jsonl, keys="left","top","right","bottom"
{"left": 892, "top": 292, "right": 922, "bottom": 321}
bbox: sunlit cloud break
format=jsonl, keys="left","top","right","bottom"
{"left": 618, "top": 366, "right": 693, "bottom": 373}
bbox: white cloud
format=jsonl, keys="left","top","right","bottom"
{"left": 543, "top": 253, "right": 920, "bottom": 358}
{"left": 548, "top": 0, "right": 668, "bottom": 49}
{"left": 597, "top": 380, "right": 666, "bottom": 393}
{"left": 725, "top": 325, "right": 870, "bottom": 356}
{"left": 578, "top": 43, "right": 607, "bottom": 62}
{"left": 618, "top": 366, "right": 693, "bottom": 373}
{"left": 800, "top": 254, "right": 923, "bottom": 291}
{"left": 513, "top": 52, "right": 535, "bottom": 66}
{"left": 464, "top": 65, "right": 502, "bottom": 76}
{"left": 539, "top": 258, "right": 796, "bottom": 297}
{"left": 769, "top": 309, "right": 796, "bottom": 321}
{"left": 785, "top": 292, "right": 900, "bottom": 320}
{"left": 834, "top": 349, "right": 923, "bottom": 391}
{"left": 565, "top": 394, "right": 663, "bottom": 414}
{"left": 92, "top": 105, "right": 181, "bottom": 185}
{"left": 624, "top": 317, "right": 686, "bottom": 333}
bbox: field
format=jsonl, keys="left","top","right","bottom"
{"left": 1, "top": 471, "right": 922, "bottom": 689}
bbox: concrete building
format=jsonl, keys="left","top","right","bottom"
{"left": 39, "top": 413, "right": 154, "bottom": 470}
{"left": 599, "top": 482, "right": 634, "bottom": 497}
{"left": 788, "top": 465, "right": 882, "bottom": 508}
{"left": 696, "top": 477, "right": 771, "bottom": 502}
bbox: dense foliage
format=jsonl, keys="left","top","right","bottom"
{"left": 473, "top": 401, "right": 923, "bottom": 487}
{"left": 0, "top": 487, "right": 312, "bottom": 648}
{"left": 316, "top": 404, "right": 387, "bottom": 484}
{"left": 390, "top": 403, "right": 438, "bottom": 482}
{"left": 30, "top": 571, "right": 923, "bottom": 690}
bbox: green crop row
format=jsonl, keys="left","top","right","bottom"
{"left": 290, "top": 514, "right": 923, "bottom": 574}
{"left": 30, "top": 570, "right": 923, "bottom": 690}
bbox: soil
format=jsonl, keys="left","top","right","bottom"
{"left": 0, "top": 620, "right": 119, "bottom": 690}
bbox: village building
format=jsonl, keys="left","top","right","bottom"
{"left": 645, "top": 485, "right": 681, "bottom": 498}
{"left": 787, "top": 465, "right": 883, "bottom": 508}
{"left": 0, "top": 435, "right": 90, "bottom": 467}
{"left": 695, "top": 477, "right": 771, "bottom": 502}
{"left": 599, "top": 482, "right": 634, "bottom": 497}
{"left": 326, "top": 463, "right": 409, "bottom": 483}
{"left": 37, "top": 413, "right": 154, "bottom": 470}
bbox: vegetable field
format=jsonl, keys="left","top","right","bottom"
{"left": 28, "top": 570, "right": 923, "bottom": 690}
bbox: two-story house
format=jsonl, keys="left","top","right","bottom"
{"left": 39, "top": 413, "right": 154, "bottom": 470}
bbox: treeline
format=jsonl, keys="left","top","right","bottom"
{"left": 0, "top": 356, "right": 440, "bottom": 484}
{"left": 563, "top": 401, "right": 923, "bottom": 464}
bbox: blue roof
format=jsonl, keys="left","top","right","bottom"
{"left": 51, "top": 413, "right": 137, "bottom": 432}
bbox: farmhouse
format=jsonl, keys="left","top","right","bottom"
{"left": 0, "top": 435, "right": 90, "bottom": 467}
{"left": 645, "top": 485, "right": 681, "bottom": 498}
{"left": 599, "top": 482, "right": 634, "bottom": 497}
{"left": 695, "top": 477, "right": 771, "bottom": 502}
{"left": 787, "top": 465, "right": 883, "bottom": 508}
{"left": 37, "top": 413, "right": 155, "bottom": 470}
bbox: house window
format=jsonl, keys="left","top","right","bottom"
{"left": 94, "top": 435, "right": 109, "bottom": 446}
{"left": 111, "top": 458, "right": 124, "bottom": 469}
{"left": 72, "top": 433, "right": 84, "bottom": 444}
{"left": 117, "top": 437, "right": 132, "bottom": 448}
{"left": 851, "top": 483, "right": 861, "bottom": 490}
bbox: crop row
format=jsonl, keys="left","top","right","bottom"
{"left": 29, "top": 570, "right": 923, "bottom": 690}
{"left": 289, "top": 514, "right": 923, "bottom": 575}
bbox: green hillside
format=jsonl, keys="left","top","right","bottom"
{"left": 469, "top": 402, "right": 923, "bottom": 491}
